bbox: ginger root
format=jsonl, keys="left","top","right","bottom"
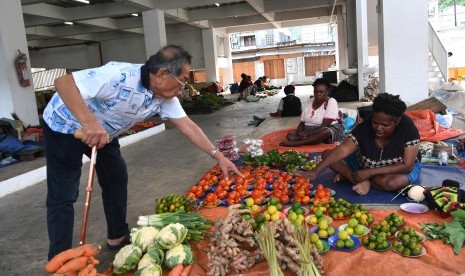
{"left": 206, "top": 204, "right": 258, "bottom": 276}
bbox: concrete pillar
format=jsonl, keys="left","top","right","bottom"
{"left": 378, "top": 0, "right": 429, "bottom": 104}
{"left": 356, "top": 0, "right": 369, "bottom": 99}
{"left": 202, "top": 28, "right": 219, "bottom": 82}
{"left": 143, "top": 9, "right": 167, "bottom": 58}
{"left": 335, "top": 5, "right": 348, "bottom": 81}
{"left": 0, "top": 0, "right": 39, "bottom": 126}
{"left": 346, "top": 1, "right": 357, "bottom": 69}
{"left": 222, "top": 34, "right": 234, "bottom": 85}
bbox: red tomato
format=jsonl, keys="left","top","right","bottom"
{"left": 217, "top": 190, "right": 228, "bottom": 199}
{"left": 302, "top": 195, "right": 311, "bottom": 204}
{"left": 272, "top": 190, "right": 282, "bottom": 198}
{"left": 195, "top": 190, "right": 204, "bottom": 198}
{"left": 185, "top": 192, "right": 195, "bottom": 199}
{"left": 206, "top": 193, "right": 216, "bottom": 201}
{"left": 296, "top": 189, "right": 306, "bottom": 198}
{"left": 253, "top": 195, "right": 264, "bottom": 204}
{"left": 280, "top": 194, "right": 289, "bottom": 203}
{"left": 229, "top": 190, "right": 239, "bottom": 199}
{"left": 293, "top": 195, "right": 302, "bottom": 203}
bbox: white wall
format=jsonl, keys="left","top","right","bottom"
{"left": 378, "top": 0, "right": 429, "bottom": 105}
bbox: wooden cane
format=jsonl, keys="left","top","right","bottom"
{"left": 74, "top": 129, "right": 98, "bottom": 245}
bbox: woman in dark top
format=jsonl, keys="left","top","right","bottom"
{"left": 301, "top": 93, "right": 422, "bottom": 195}
{"left": 269, "top": 84, "right": 302, "bottom": 117}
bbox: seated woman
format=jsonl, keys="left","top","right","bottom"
{"left": 300, "top": 93, "right": 422, "bottom": 195}
{"left": 279, "top": 78, "right": 343, "bottom": 147}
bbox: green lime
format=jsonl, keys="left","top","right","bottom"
{"left": 269, "top": 197, "right": 278, "bottom": 206}
{"left": 256, "top": 213, "right": 266, "bottom": 224}
{"left": 344, "top": 238, "right": 355, "bottom": 248}
{"left": 292, "top": 201, "right": 301, "bottom": 209}
{"left": 336, "top": 239, "right": 345, "bottom": 249}
{"left": 327, "top": 226, "right": 335, "bottom": 236}
{"left": 338, "top": 230, "right": 349, "bottom": 241}
{"left": 288, "top": 211, "right": 298, "bottom": 222}
{"left": 310, "top": 233, "right": 320, "bottom": 244}
{"left": 348, "top": 218, "right": 358, "bottom": 228}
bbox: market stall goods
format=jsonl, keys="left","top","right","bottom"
{"left": 112, "top": 222, "right": 196, "bottom": 275}
{"left": 44, "top": 243, "right": 102, "bottom": 275}
{"left": 205, "top": 204, "right": 259, "bottom": 276}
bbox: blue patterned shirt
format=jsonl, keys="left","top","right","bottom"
{"left": 43, "top": 62, "right": 186, "bottom": 138}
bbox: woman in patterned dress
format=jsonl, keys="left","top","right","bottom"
{"left": 280, "top": 78, "right": 343, "bottom": 147}
{"left": 301, "top": 93, "right": 422, "bottom": 195}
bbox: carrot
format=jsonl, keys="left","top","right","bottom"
{"left": 45, "top": 248, "right": 85, "bottom": 273}
{"left": 77, "top": 263, "right": 94, "bottom": 276}
{"left": 89, "top": 256, "right": 100, "bottom": 265}
{"left": 168, "top": 264, "right": 184, "bottom": 276}
{"left": 65, "top": 272, "right": 78, "bottom": 276}
{"left": 181, "top": 265, "right": 192, "bottom": 276}
{"left": 88, "top": 268, "right": 97, "bottom": 276}
{"left": 78, "top": 244, "right": 102, "bottom": 257}
{"left": 56, "top": 256, "right": 89, "bottom": 274}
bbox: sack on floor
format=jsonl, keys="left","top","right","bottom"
{"left": 333, "top": 80, "right": 359, "bottom": 102}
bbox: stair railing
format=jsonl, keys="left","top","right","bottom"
{"left": 428, "top": 20, "right": 448, "bottom": 81}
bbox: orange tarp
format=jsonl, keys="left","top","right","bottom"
{"left": 192, "top": 208, "right": 465, "bottom": 276}
{"left": 405, "top": 110, "right": 465, "bottom": 142}
{"left": 105, "top": 208, "right": 465, "bottom": 276}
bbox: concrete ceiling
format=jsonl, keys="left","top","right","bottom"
{"left": 22, "top": 0, "right": 341, "bottom": 47}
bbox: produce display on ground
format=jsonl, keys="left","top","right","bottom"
{"left": 50, "top": 154, "right": 465, "bottom": 276}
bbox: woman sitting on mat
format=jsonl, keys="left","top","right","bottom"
{"left": 300, "top": 93, "right": 422, "bottom": 195}
{"left": 279, "top": 78, "right": 343, "bottom": 147}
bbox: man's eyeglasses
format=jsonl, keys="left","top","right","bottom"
{"left": 170, "top": 74, "right": 187, "bottom": 89}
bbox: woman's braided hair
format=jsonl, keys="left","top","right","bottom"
{"left": 372, "top": 93, "right": 407, "bottom": 118}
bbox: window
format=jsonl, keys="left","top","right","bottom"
{"left": 242, "top": 35, "right": 256, "bottom": 47}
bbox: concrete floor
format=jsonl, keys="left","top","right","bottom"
{"left": 0, "top": 86, "right": 371, "bottom": 275}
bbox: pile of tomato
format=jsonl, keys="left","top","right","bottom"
{"left": 313, "top": 184, "right": 333, "bottom": 206}
{"left": 185, "top": 165, "right": 314, "bottom": 206}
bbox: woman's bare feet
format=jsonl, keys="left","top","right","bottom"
{"left": 352, "top": 180, "right": 371, "bottom": 195}
{"left": 333, "top": 174, "right": 345, "bottom": 183}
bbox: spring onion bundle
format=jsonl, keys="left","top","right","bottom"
{"left": 137, "top": 212, "right": 213, "bottom": 242}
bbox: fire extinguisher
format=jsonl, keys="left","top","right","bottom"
{"left": 15, "top": 49, "right": 31, "bottom": 87}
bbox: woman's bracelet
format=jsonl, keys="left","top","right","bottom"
{"left": 210, "top": 147, "right": 219, "bottom": 158}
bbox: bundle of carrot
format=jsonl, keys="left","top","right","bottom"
{"left": 45, "top": 244, "right": 103, "bottom": 276}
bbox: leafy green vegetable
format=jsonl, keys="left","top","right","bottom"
{"left": 443, "top": 221, "right": 465, "bottom": 254}
{"left": 419, "top": 209, "right": 465, "bottom": 255}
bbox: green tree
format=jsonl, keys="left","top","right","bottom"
{"left": 439, "top": 0, "right": 465, "bottom": 10}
